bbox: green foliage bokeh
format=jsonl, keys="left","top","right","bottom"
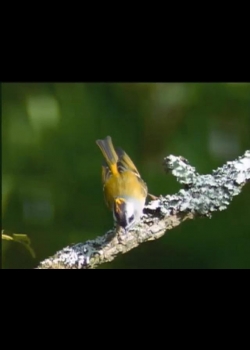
{"left": 2, "top": 82, "right": 250, "bottom": 268}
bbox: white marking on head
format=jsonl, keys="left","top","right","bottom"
{"left": 125, "top": 201, "right": 135, "bottom": 220}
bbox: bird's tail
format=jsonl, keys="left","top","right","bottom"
{"left": 96, "top": 136, "right": 119, "bottom": 175}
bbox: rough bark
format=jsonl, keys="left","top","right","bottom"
{"left": 37, "top": 150, "right": 250, "bottom": 269}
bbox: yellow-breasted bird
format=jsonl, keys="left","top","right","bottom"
{"left": 96, "top": 136, "right": 148, "bottom": 230}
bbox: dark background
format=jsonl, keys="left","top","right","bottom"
{"left": 2, "top": 82, "right": 250, "bottom": 269}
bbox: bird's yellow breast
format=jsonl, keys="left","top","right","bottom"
{"left": 103, "top": 171, "right": 145, "bottom": 210}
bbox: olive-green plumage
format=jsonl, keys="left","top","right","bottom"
{"left": 96, "top": 136, "right": 147, "bottom": 229}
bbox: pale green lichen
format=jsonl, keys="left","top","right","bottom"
{"left": 38, "top": 150, "right": 250, "bottom": 269}
{"left": 163, "top": 150, "right": 250, "bottom": 217}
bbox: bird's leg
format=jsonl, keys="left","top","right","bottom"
{"left": 147, "top": 193, "right": 159, "bottom": 200}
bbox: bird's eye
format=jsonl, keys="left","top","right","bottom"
{"left": 128, "top": 215, "right": 134, "bottom": 223}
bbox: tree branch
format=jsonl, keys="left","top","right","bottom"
{"left": 37, "top": 150, "right": 250, "bottom": 269}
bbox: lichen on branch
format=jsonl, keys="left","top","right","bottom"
{"left": 37, "top": 150, "right": 250, "bottom": 269}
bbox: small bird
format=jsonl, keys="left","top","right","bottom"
{"left": 96, "top": 136, "right": 148, "bottom": 231}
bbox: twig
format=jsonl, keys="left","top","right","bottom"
{"left": 37, "top": 150, "right": 250, "bottom": 269}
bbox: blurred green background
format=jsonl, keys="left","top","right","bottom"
{"left": 2, "top": 82, "right": 250, "bottom": 269}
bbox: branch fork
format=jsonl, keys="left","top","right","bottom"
{"left": 37, "top": 151, "right": 250, "bottom": 269}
